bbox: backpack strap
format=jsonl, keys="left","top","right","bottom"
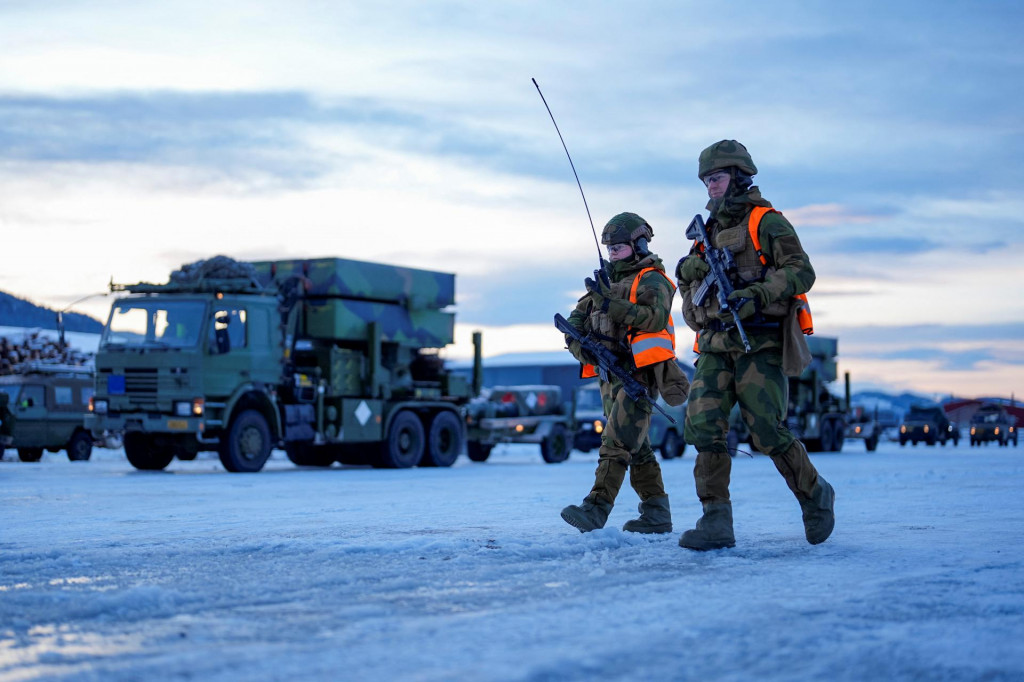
{"left": 747, "top": 206, "right": 777, "bottom": 266}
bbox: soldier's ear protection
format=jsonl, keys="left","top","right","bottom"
{"left": 632, "top": 223, "right": 654, "bottom": 257}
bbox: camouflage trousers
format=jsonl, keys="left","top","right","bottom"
{"left": 584, "top": 377, "right": 666, "bottom": 506}
{"left": 684, "top": 348, "right": 819, "bottom": 504}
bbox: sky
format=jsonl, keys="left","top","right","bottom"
{"left": 1, "top": 1, "right": 1022, "bottom": 399}
{"left": 2, "top": 442, "right": 1023, "bottom": 680}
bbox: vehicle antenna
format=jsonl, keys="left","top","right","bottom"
{"left": 532, "top": 78, "right": 605, "bottom": 270}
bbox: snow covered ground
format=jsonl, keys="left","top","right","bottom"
{"left": 2, "top": 439, "right": 1023, "bottom": 681}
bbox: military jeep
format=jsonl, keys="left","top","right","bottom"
{"left": 572, "top": 381, "right": 687, "bottom": 460}
{"left": 970, "top": 403, "right": 1018, "bottom": 447}
{"left": 899, "top": 405, "right": 959, "bottom": 447}
{"left": 0, "top": 364, "right": 96, "bottom": 462}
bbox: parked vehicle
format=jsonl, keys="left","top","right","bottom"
{"left": 86, "top": 256, "right": 479, "bottom": 472}
{"left": 0, "top": 364, "right": 97, "bottom": 462}
{"left": 845, "top": 406, "right": 881, "bottom": 452}
{"left": 572, "top": 380, "right": 687, "bottom": 460}
{"left": 464, "top": 385, "right": 574, "bottom": 463}
{"left": 899, "top": 405, "right": 959, "bottom": 446}
{"left": 970, "top": 403, "right": 1018, "bottom": 447}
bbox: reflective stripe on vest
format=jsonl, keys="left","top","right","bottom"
{"left": 581, "top": 267, "right": 676, "bottom": 378}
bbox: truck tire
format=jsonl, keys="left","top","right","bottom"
{"left": 422, "top": 411, "right": 463, "bottom": 468}
{"left": 17, "top": 447, "right": 44, "bottom": 462}
{"left": 285, "top": 442, "right": 335, "bottom": 467}
{"left": 661, "top": 430, "right": 684, "bottom": 460}
{"left": 377, "top": 410, "right": 424, "bottom": 468}
{"left": 832, "top": 420, "right": 845, "bottom": 452}
{"left": 466, "top": 440, "right": 493, "bottom": 462}
{"left": 66, "top": 430, "right": 93, "bottom": 461}
{"left": 219, "top": 409, "right": 273, "bottom": 473}
{"left": 124, "top": 433, "right": 174, "bottom": 471}
{"left": 540, "top": 423, "right": 571, "bottom": 464}
{"left": 820, "top": 419, "right": 836, "bottom": 453}
{"left": 865, "top": 433, "right": 879, "bottom": 452}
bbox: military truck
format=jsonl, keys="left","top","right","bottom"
{"left": 899, "top": 405, "right": 959, "bottom": 446}
{"left": 784, "top": 337, "right": 847, "bottom": 452}
{"left": 464, "top": 385, "right": 574, "bottom": 463}
{"left": 970, "top": 403, "right": 1018, "bottom": 447}
{"left": 85, "top": 256, "right": 476, "bottom": 472}
{"left": 0, "top": 364, "right": 97, "bottom": 462}
{"left": 572, "top": 381, "right": 687, "bottom": 460}
{"left": 722, "top": 337, "right": 852, "bottom": 454}
{"left": 842, "top": 373, "right": 882, "bottom": 452}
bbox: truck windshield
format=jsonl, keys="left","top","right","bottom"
{"left": 576, "top": 386, "right": 602, "bottom": 410}
{"left": 103, "top": 300, "right": 207, "bottom": 349}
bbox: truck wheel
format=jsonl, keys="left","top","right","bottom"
{"left": 17, "top": 447, "right": 44, "bottom": 462}
{"left": 832, "top": 421, "right": 845, "bottom": 452}
{"left": 219, "top": 409, "right": 273, "bottom": 473}
{"left": 661, "top": 431, "right": 683, "bottom": 460}
{"left": 124, "top": 433, "right": 174, "bottom": 470}
{"left": 377, "top": 410, "right": 424, "bottom": 468}
{"left": 285, "top": 442, "right": 335, "bottom": 467}
{"left": 865, "top": 434, "right": 879, "bottom": 452}
{"left": 422, "top": 411, "right": 463, "bottom": 468}
{"left": 466, "top": 440, "right": 493, "bottom": 462}
{"left": 66, "top": 431, "right": 93, "bottom": 461}
{"left": 540, "top": 423, "right": 571, "bottom": 463}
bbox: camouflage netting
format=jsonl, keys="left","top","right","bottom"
{"left": 170, "top": 256, "right": 260, "bottom": 284}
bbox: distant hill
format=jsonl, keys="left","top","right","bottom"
{"left": 0, "top": 290, "right": 104, "bottom": 333}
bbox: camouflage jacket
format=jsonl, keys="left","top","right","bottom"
{"left": 680, "top": 188, "right": 815, "bottom": 354}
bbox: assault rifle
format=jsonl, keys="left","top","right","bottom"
{"left": 554, "top": 313, "right": 676, "bottom": 423}
{"left": 685, "top": 214, "right": 752, "bottom": 352}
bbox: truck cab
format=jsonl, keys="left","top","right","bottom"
{"left": 88, "top": 291, "right": 283, "bottom": 471}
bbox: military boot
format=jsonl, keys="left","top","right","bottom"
{"left": 561, "top": 498, "right": 613, "bottom": 533}
{"left": 678, "top": 502, "right": 735, "bottom": 551}
{"left": 622, "top": 495, "right": 672, "bottom": 534}
{"left": 799, "top": 477, "right": 835, "bottom": 545}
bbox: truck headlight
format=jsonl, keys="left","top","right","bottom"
{"left": 594, "top": 420, "right": 604, "bottom": 434}
{"left": 91, "top": 398, "right": 108, "bottom": 415}
{"left": 923, "top": 425, "right": 929, "bottom": 433}
{"left": 173, "top": 399, "right": 205, "bottom": 417}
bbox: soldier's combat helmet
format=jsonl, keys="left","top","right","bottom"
{"left": 698, "top": 139, "right": 757, "bottom": 180}
{"left": 602, "top": 212, "right": 654, "bottom": 257}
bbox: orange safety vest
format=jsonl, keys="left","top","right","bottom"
{"left": 692, "top": 206, "right": 815, "bottom": 352}
{"left": 582, "top": 267, "right": 677, "bottom": 378}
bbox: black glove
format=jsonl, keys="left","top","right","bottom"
{"left": 584, "top": 275, "right": 612, "bottom": 314}
{"left": 676, "top": 255, "right": 709, "bottom": 284}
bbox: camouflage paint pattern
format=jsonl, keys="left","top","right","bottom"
{"left": 250, "top": 257, "right": 456, "bottom": 310}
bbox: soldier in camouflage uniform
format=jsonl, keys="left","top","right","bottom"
{"left": 675, "top": 140, "right": 835, "bottom": 550}
{"left": 561, "top": 212, "right": 690, "bottom": 534}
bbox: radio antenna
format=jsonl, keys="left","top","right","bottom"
{"left": 532, "top": 78, "right": 604, "bottom": 268}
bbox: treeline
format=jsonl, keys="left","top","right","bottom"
{"left": 0, "top": 290, "right": 104, "bottom": 333}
